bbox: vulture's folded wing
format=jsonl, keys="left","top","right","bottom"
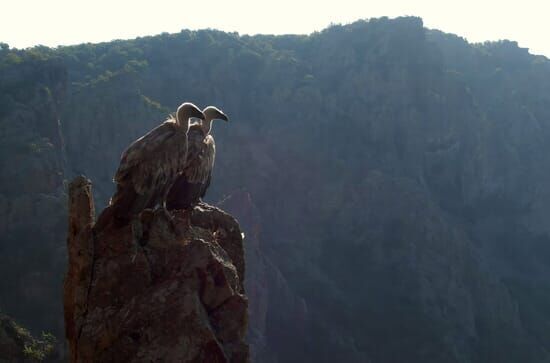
{"left": 184, "top": 125, "right": 205, "bottom": 166}
{"left": 115, "top": 120, "right": 178, "bottom": 183}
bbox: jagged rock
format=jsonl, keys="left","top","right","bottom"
{"left": 64, "top": 177, "right": 249, "bottom": 362}
{"left": 64, "top": 176, "right": 95, "bottom": 361}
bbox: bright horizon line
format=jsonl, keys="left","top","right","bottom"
{"left": 2, "top": 0, "right": 549, "bottom": 58}
{"left": 3, "top": 18, "right": 545, "bottom": 59}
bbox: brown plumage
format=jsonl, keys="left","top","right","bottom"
{"left": 109, "top": 102, "right": 204, "bottom": 222}
{"left": 166, "top": 106, "right": 228, "bottom": 210}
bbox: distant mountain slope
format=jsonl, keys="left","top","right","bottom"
{"left": 0, "top": 311, "right": 56, "bottom": 362}
{"left": 1, "top": 16, "right": 550, "bottom": 362}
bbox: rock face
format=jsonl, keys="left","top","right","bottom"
{"left": 64, "top": 176, "right": 249, "bottom": 362}
{"left": 0, "top": 55, "right": 68, "bottom": 337}
{"left": 218, "top": 191, "right": 309, "bottom": 363}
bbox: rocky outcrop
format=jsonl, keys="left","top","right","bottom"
{"left": 64, "top": 177, "right": 249, "bottom": 362}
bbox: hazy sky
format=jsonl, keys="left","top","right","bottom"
{"left": 2, "top": 0, "right": 549, "bottom": 57}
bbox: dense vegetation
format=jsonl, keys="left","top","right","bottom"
{"left": 1, "top": 16, "right": 550, "bottom": 362}
{"left": 0, "top": 311, "right": 56, "bottom": 362}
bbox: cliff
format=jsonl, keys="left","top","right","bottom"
{"left": 64, "top": 176, "right": 249, "bottom": 362}
{"left": 3, "top": 17, "right": 550, "bottom": 362}
{"left": 0, "top": 53, "right": 68, "bottom": 337}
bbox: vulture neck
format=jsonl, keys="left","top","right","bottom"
{"left": 202, "top": 118, "right": 214, "bottom": 135}
{"left": 176, "top": 111, "right": 195, "bottom": 128}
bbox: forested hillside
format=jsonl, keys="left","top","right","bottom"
{"left": 1, "top": 16, "right": 550, "bottom": 362}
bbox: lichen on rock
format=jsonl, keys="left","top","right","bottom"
{"left": 64, "top": 176, "right": 249, "bottom": 362}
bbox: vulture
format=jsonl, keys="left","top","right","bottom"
{"left": 109, "top": 102, "right": 204, "bottom": 223}
{"left": 166, "top": 106, "right": 228, "bottom": 210}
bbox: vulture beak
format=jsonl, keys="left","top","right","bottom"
{"left": 219, "top": 113, "right": 229, "bottom": 122}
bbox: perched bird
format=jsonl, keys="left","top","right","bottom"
{"left": 166, "top": 106, "right": 229, "bottom": 210}
{"left": 109, "top": 102, "right": 204, "bottom": 223}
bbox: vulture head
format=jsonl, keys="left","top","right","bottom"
{"left": 202, "top": 106, "right": 229, "bottom": 135}
{"left": 176, "top": 102, "right": 205, "bottom": 128}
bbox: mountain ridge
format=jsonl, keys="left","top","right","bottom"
{"left": 1, "top": 16, "right": 550, "bottom": 362}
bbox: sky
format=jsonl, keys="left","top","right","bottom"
{"left": 2, "top": 0, "right": 549, "bottom": 57}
